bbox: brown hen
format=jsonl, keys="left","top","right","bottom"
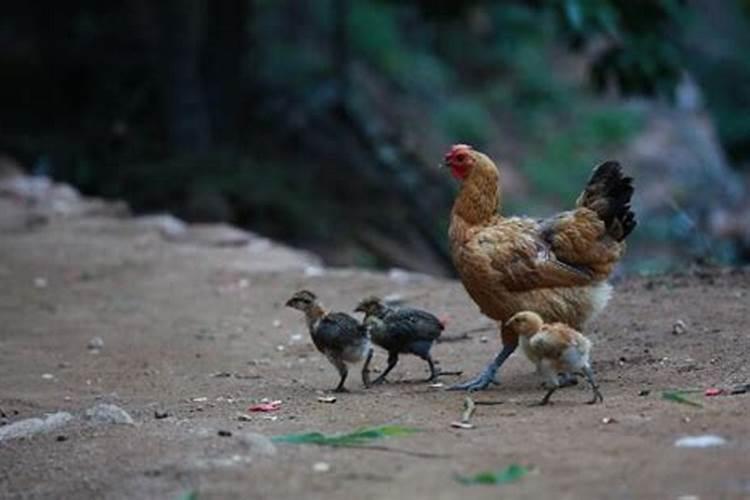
{"left": 445, "top": 144, "right": 635, "bottom": 391}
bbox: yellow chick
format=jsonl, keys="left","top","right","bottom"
{"left": 504, "top": 311, "right": 603, "bottom": 405}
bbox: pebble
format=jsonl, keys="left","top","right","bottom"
{"left": 674, "top": 435, "right": 726, "bottom": 448}
{"left": 34, "top": 277, "right": 48, "bottom": 288}
{"left": 87, "top": 337, "right": 104, "bottom": 352}
{"left": 84, "top": 403, "right": 134, "bottom": 425}
{"left": 41, "top": 373, "right": 54, "bottom": 380}
{"left": 313, "top": 461, "right": 331, "bottom": 473}
{"left": 154, "top": 410, "right": 169, "bottom": 419}
{"left": 0, "top": 412, "right": 74, "bottom": 442}
{"left": 672, "top": 320, "right": 687, "bottom": 335}
{"left": 218, "top": 430, "right": 232, "bottom": 437}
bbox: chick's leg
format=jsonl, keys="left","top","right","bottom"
{"left": 330, "top": 358, "right": 349, "bottom": 393}
{"left": 373, "top": 352, "right": 399, "bottom": 385}
{"left": 531, "top": 362, "right": 560, "bottom": 406}
{"left": 581, "top": 365, "right": 603, "bottom": 404}
{"left": 361, "top": 347, "right": 374, "bottom": 388}
{"left": 449, "top": 340, "right": 517, "bottom": 391}
{"left": 422, "top": 354, "right": 437, "bottom": 382}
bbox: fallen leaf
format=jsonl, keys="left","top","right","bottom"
{"left": 662, "top": 390, "right": 703, "bottom": 408}
{"left": 272, "top": 425, "right": 419, "bottom": 447}
{"left": 455, "top": 464, "right": 530, "bottom": 486}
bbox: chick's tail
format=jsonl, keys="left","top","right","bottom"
{"left": 576, "top": 161, "right": 636, "bottom": 241}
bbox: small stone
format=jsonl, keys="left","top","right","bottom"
{"left": 191, "top": 397, "right": 208, "bottom": 403}
{"left": 41, "top": 373, "right": 54, "bottom": 380}
{"left": 638, "top": 389, "right": 650, "bottom": 396}
{"left": 313, "top": 461, "right": 331, "bottom": 473}
{"left": 56, "top": 435, "right": 68, "bottom": 442}
{"left": 674, "top": 435, "right": 726, "bottom": 448}
{"left": 0, "top": 412, "right": 74, "bottom": 442}
{"left": 317, "top": 396, "right": 337, "bottom": 404}
{"left": 34, "top": 277, "right": 48, "bottom": 288}
{"left": 237, "top": 413, "right": 253, "bottom": 422}
{"left": 450, "top": 421, "right": 474, "bottom": 429}
{"left": 87, "top": 337, "right": 104, "bottom": 351}
{"left": 479, "top": 336, "right": 489, "bottom": 344}
{"left": 672, "top": 320, "right": 687, "bottom": 335}
{"left": 218, "top": 430, "right": 232, "bottom": 437}
{"left": 84, "top": 404, "right": 134, "bottom": 426}
{"left": 602, "top": 417, "right": 617, "bottom": 424}
{"left": 154, "top": 410, "right": 169, "bottom": 419}
{"left": 272, "top": 319, "right": 282, "bottom": 328}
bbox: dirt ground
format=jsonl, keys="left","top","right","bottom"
{"left": 1, "top": 194, "right": 749, "bottom": 500}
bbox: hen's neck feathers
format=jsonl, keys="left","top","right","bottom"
{"left": 450, "top": 157, "right": 501, "bottom": 240}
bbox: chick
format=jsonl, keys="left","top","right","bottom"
{"left": 286, "top": 290, "right": 372, "bottom": 392}
{"left": 354, "top": 296, "right": 443, "bottom": 384}
{"left": 504, "top": 311, "right": 603, "bottom": 405}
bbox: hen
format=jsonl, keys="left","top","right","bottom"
{"left": 354, "top": 296, "right": 444, "bottom": 383}
{"left": 445, "top": 144, "right": 635, "bottom": 391}
{"left": 286, "top": 290, "right": 372, "bottom": 392}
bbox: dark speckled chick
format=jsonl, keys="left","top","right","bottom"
{"left": 286, "top": 290, "right": 372, "bottom": 392}
{"left": 354, "top": 296, "right": 444, "bottom": 384}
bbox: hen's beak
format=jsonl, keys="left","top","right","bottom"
{"left": 353, "top": 304, "right": 364, "bottom": 313}
{"left": 285, "top": 298, "right": 295, "bottom": 307}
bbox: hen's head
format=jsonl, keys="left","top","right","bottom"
{"left": 445, "top": 144, "right": 498, "bottom": 181}
{"left": 444, "top": 144, "right": 474, "bottom": 180}
{"left": 505, "top": 311, "right": 544, "bottom": 337}
{"left": 285, "top": 290, "right": 318, "bottom": 311}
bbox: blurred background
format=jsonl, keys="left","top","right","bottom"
{"left": 2, "top": 0, "right": 749, "bottom": 276}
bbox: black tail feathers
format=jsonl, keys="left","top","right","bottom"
{"left": 577, "top": 161, "right": 636, "bottom": 241}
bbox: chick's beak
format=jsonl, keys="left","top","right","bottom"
{"left": 353, "top": 304, "right": 364, "bottom": 313}
{"left": 285, "top": 299, "right": 294, "bottom": 307}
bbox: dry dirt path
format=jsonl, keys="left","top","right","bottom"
{"left": 1, "top": 186, "right": 749, "bottom": 499}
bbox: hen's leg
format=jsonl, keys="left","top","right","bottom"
{"left": 449, "top": 341, "right": 517, "bottom": 391}
{"left": 373, "top": 352, "right": 398, "bottom": 385}
{"left": 558, "top": 372, "right": 579, "bottom": 387}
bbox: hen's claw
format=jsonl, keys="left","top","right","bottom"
{"left": 448, "top": 370, "right": 498, "bottom": 391}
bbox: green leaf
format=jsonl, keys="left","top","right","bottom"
{"left": 662, "top": 390, "right": 703, "bottom": 408}
{"left": 272, "top": 425, "right": 420, "bottom": 447}
{"left": 455, "top": 464, "right": 531, "bottom": 486}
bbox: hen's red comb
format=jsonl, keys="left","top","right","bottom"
{"left": 445, "top": 144, "right": 473, "bottom": 160}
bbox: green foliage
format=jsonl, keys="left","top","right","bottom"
{"left": 455, "top": 464, "right": 531, "bottom": 486}
{"left": 519, "top": 106, "right": 643, "bottom": 201}
{"left": 662, "top": 390, "right": 703, "bottom": 408}
{"left": 272, "top": 425, "right": 420, "bottom": 447}
{"left": 439, "top": 97, "right": 493, "bottom": 147}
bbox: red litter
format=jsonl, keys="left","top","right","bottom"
{"left": 249, "top": 400, "right": 282, "bottom": 412}
{"left": 704, "top": 388, "right": 722, "bottom": 397}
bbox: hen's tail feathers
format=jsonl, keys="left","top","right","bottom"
{"left": 576, "top": 161, "right": 636, "bottom": 241}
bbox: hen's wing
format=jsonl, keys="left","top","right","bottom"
{"left": 469, "top": 218, "right": 595, "bottom": 293}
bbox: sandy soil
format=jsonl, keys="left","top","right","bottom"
{"left": 1, "top": 195, "right": 749, "bottom": 500}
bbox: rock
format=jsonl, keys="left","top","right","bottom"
{"left": 183, "top": 223, "right": 254, "bottom": 247}
{"left": 236, "top": 432, "right": 277, "bottom": 456}
{"left": 84, "top": 404, "right": 134, "bottom": 425}
{"left": 672, "top": 320, "right": 687, "bottom": 335}
{"left": 0, "top": 412, "right": 74, "bottom": 442}
{"left": 313, "top": 461, "right": 331, "bottom": 472}
{"left": 135, "top": 214, "right": 187, "bottom": 240}
{"left": 674, "top": 435, "right": 727, "bottom": 448}
{"left": 154, "top": 410, "right": 169, "bottom": 419}
{"left": 87, "top": 337, "right": 104, "bottom": 352}
{"left": 218, "top": 430, "right": 233, "bottom": 437}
